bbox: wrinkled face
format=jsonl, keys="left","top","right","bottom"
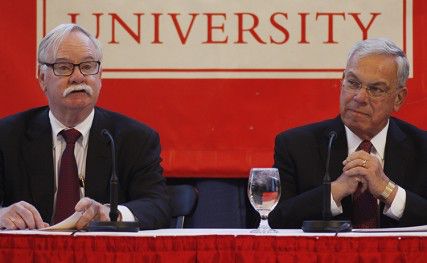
{"left": 38, "top": 31, "right": 102, "bottom": 116}
{"left": 339, "top": 54, "right": 407, "bottom": 139}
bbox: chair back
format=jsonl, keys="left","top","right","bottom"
{"left": 167, "top": 185, "right": 198, "bottom": 228}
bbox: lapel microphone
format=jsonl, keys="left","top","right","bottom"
{"left": 86, "top": 129, "right": 139, "bottom": 232}
{"left": 302, "top": 131, "right": 352, "bottom": 232}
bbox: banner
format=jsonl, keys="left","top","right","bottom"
{"left": 0, "top": 1, "right": 425, "bottom": 177}
{"left": 37, "top": 0, "right": 412, "bottom": 79}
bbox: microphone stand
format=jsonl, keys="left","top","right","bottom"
{"left": 86, "top": 129, "right": 140, "bottom": 232}
{"left": 302, "top": 131, "right": 352, "bottom": 232}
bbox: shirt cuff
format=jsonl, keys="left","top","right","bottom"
{"left": 117, "top": 205, "right": 136, "bottom": 221}
{"left": 383, "top": 186, "right": 406, "bottom": 220}
{"left": 330, "top": 192, "right": 343, "bottom": 216}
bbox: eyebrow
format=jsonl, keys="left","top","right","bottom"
{"left": 345, "top": 72, "right": 389, "bottom": 87}
{"left": 54, "top": 56, "right": 97, "bottom": 63}
{"left": 345, "top": 72, "right": 358, "bottom": 80}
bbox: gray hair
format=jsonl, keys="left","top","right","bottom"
{"left": 346, "top": 38, "right": 409, "bottom": 88}
{"left": 38, "top": 23, "right": 102, "bottom": 64}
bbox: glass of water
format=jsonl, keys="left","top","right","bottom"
{"left": 248, "top": 168, "right": 281, "bottom": 233}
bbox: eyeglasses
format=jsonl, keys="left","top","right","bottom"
{"left": 40, "top": 61, "right": 101, "bottom": 76}
{"left": 342, "top": 78, "right": 391, "bottom": 98}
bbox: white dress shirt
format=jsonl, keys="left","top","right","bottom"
{"left": 49, "top": 110, "right": 135, "bottom": 223}
{"left": 330, "top": 120, "right": 406, "bottom": 220}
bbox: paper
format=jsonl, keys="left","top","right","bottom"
{"left": 40, "top": 211, "right": 83, "bottom": 231}
{"left": 352, "top": 224, "right": 427, "bottom": 233}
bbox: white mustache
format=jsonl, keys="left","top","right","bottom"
{"left": 63, "top": 84, "right": 94, "bottom": 97}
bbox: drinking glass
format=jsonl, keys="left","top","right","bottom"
{"left": 248, "top": 168, "right": 281, "bottom": 233}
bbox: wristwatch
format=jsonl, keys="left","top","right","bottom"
{"left": 380, "top": 181, "right": 396, "bottom": 201}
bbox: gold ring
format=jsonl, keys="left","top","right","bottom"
{"left": 362, "top": 159, "right": 367, "bottom": 167}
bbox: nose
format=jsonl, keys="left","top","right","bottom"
{"left": 68, "top": 65, "right": 85, "bottom": 84}
{"left": 352, "top": 85, "right": 370, "bottom": 103}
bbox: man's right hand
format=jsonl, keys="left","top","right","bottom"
{"left": 0, "top": 201, "right": 49, "bottom": 230}
{"left": 331, "top": 172, "right": 367, "bottom": 205}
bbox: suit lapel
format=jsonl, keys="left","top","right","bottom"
{"left": 22, "top": 108, "right": 55, "bottom": 221}
{"left": 383, "top": 119, "right": 410, "bottom": 186}
{"left": 84, "top": 108, "right": 111, "bottom": 203}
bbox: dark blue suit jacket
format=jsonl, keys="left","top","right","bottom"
{"left": 0, "top": 106, "right": 171, "bottom": 229}
{"left": 269, "top": 116, "right": 427, "bottom": 228}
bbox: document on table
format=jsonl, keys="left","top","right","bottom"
{"left": 40, "top": 211, "right": 83, "bottom": 231}
{"left": 353, "top": 224, "right": 427, "bottom": 233}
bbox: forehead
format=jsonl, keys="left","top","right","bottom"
{"left": 52, "top": 31, "right": 98, "bottom": 62}
{"left": 346, "top": 54, "right": 398, "bottom": 83}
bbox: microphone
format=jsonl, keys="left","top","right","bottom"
{"left": 86, "top": 129, "right": 139, "bottom": 232}
{"left": 302, "top": 131, "right": 352, "bottom": 232}
{"left": 102, "top": 129, "right": 119, "bottom": 222}
{"left": 322, "top": 131, "right": 336, "bottom": 220}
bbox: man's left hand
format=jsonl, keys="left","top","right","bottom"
{"left": 74, "top": 197, "right": 110, "bottom": 230}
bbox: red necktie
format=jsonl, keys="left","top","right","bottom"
{"left": 53, "top": 128, "right": 81, "bottom": 224}
{"left": 352, "top": 140, "right": 379, "bottom": 228}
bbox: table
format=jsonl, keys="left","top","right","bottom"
{"left": 1, "top": 229, "right": 426, "bottom": 262}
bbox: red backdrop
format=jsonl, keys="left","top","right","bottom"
{"left": 0, "top": 2, "right": 426, "bottom": 178}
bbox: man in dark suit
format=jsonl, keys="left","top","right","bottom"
{"left": 269, "top": 38, "right": 427, "bottom": 229}
{"left": 0, "top": 24, "right": 170, "bottom": 230}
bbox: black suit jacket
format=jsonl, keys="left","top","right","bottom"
{"left": 269, "top": 116, "right": 427, "bottom": 228}
{"left": 0, "top": 106, "right": 171, "bottom": 229}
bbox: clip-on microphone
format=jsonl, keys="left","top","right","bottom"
{"left": 302, "top": 131, "right": 352, "bottom": 232}
{"left": 86, "top": 129, "right": 140, "bottom": 232}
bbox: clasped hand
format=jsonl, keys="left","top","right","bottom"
{"left": 331, "top": 150, "right": 390, "bottom": 204}
{"left": 0, "top": 197, "right": 111, "bottom": 230}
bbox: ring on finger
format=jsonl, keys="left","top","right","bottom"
{"left": 362, "top": 159, "right": 367, "bottom": 168}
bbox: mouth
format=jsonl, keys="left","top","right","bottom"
{"left": 346, "top": 108, "right": 370, "bottom": 117}
{"left": 69, "top": 90, "right": 87, "bottom": 94}
{"left": 66, "top": 89, "right": 89, "bottom": 97}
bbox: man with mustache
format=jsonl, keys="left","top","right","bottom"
{"left": 0, "top": 24, "right": 171, "bottom": 230}
{"left": 268, "top": 38, "right": 427, "bottom": 229}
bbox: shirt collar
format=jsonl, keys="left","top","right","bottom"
{"left": 344, "top": 120, "right": 389, "bottom": 161}
{"left": 49, "top": 109, "right": 95, "bottom": 148}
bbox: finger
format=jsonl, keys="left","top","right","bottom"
{"left": 343, "top": 158, "right": 368, "bottom": 171}
{"left": 20, "top": 202, "right": 46, "bottom": 229}
{"left": 343, "top": 151, "right": 371, "bottom": 165}
{"left": 75, "top": 203, "right": 97, "bottom": 230}
{"left": 343, "top": 159, "right": 369, "bottom": 171}
{"left": 348, "top": 178, "right": 360, "bottom": 193}
{"left": 98, "top": 205, "right": 110, "bottom": 221}
{"left": 343, "top": 167, "right": 367, "bottom": 177}
{"left": 1, "top": 218, "right": 17, "bottom": 230}
{"left": 75, "top": 197, "right": 93, "bottom": 212}
{"left": 357, "top": 177, "right": 369, "bottom": 192}
{"left": 11, "top": 216, "right": 27, "bottom": 230}
{"left": 9, "top": 202, "right": 37, "bottom": 229}
{"left": 14, "top": 206, "right": 35, "bottom": 229}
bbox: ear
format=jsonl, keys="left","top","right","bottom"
{"left": 37, "top": 65, "right": 47, "bottom": 92}
{"left": 393, "top": 87, "right": 407, "bottom": 111}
